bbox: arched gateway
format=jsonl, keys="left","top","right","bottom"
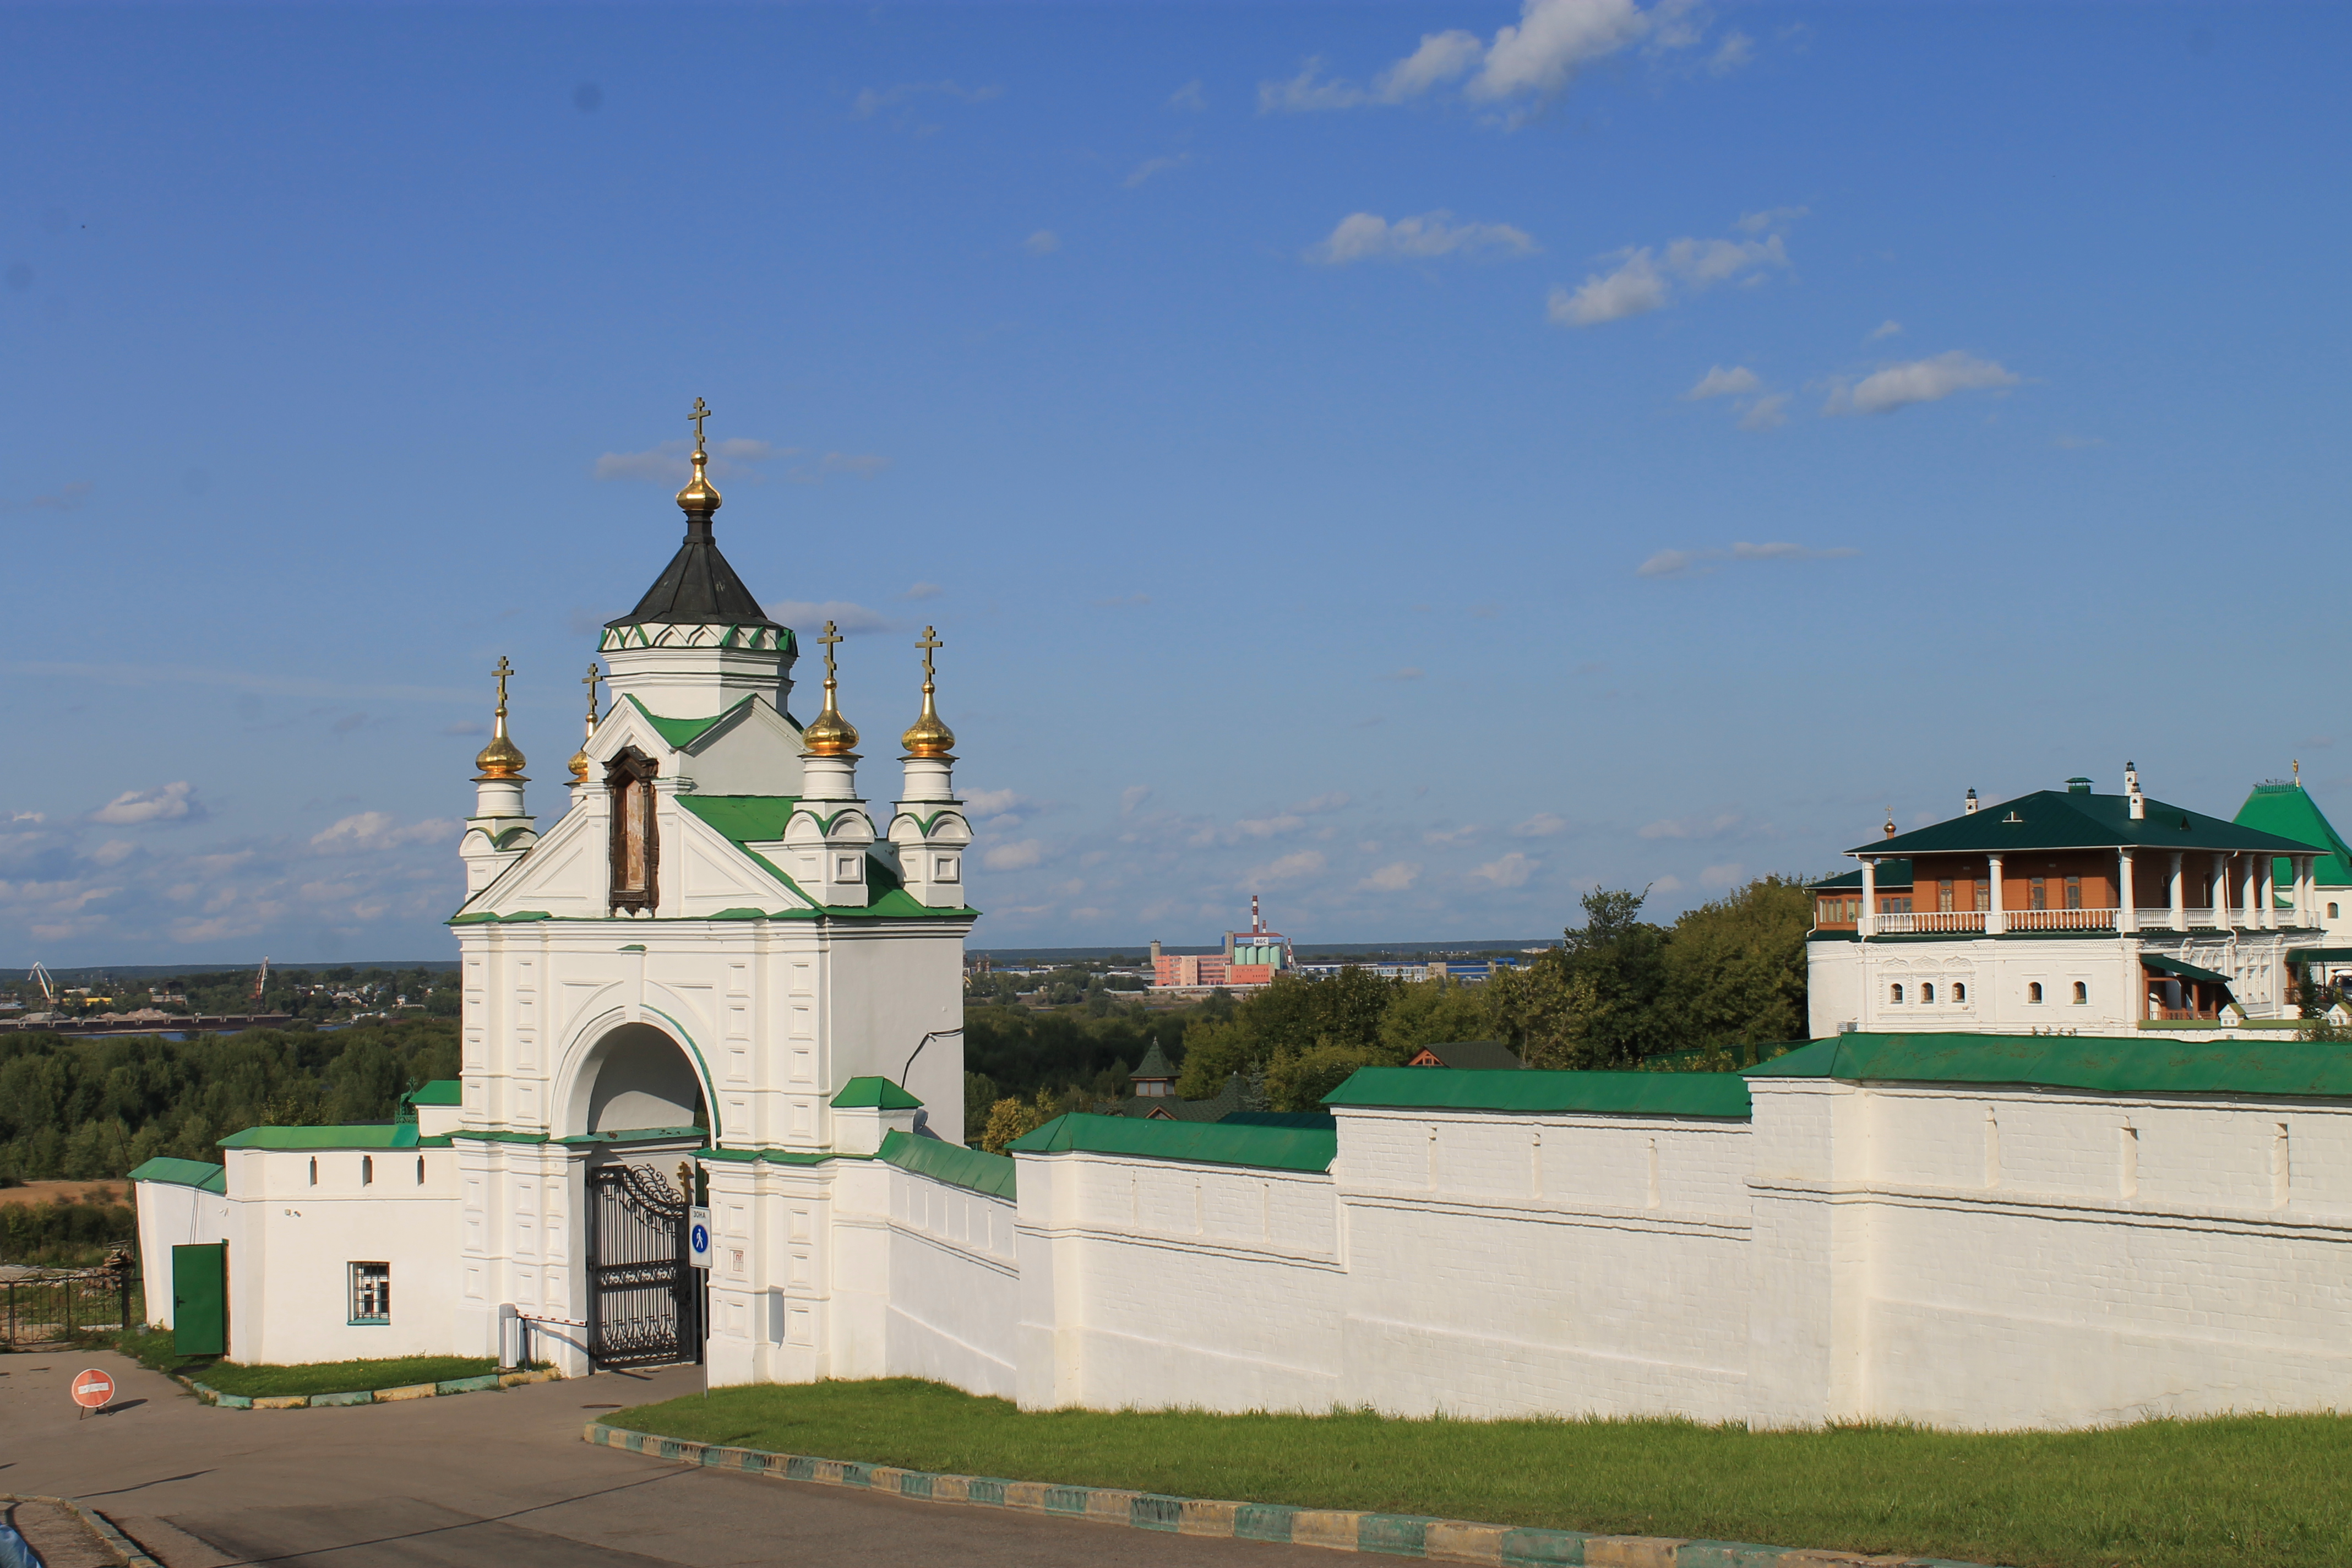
{"left": 576, "top": 1024, "right": 708, "bottom": 1366}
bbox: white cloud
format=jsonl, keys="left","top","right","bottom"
{"left": 1685, "top": 365, "right": 1760, "bottom": 400}
{"left": 89, "top": 782, "right": 200, "bottom": 825}
{"left": 1235, "top": 814, "right": 1305, "bottom": 839}
{"left": 1469, "top": 0, "right": 1649, "bottom": 101}
{"left": 853, "top": 81, "right": 1001, "bottom": 118}
{"left": 903, "top": 581, "right": 943, "bottom": 600}
{"left": 1735, "top": 205, "right": 1811, "bottom": 235}
{"left": 1469, "top": 851, "right": 1534, "bottom": 887}
{"left": 1307, "top": 211, "right": 1538, "bottom": 265}
{"left": 1738, "top": 394, "right": 1790, "bottom": 431}
{"left": 1424, "top": 824, "right": 1481, "bottom": 845}
{"left": 1514, "top": 813, "right": 1568, "bottom": 837}
{"left": 1868, "top": 319, "right": 1903, "bottom": 340}
{"left": 311, "top": 812, "right": 461, "bottom": 851}
{"left": 1836, "top": 351, "right": 2021, "bottom": 415}
{"left": 1548, "top": 252, "right": 1667, "bottom": 325}
{"left": 1360, "top": 861, "right": 1421, "bottom": 891}
{"left": 1119, "top": 786, "right": 1153, "bottom": 816}
{"left": 89, "top": 840, "right": 137, "bottom": 867}
{"left": 1024, "top": 230, "right": 1060, "bottom": 256}
{"left": 1244, "top": 850, "right": 1326, "bottom": 886}
{"left": 1638, "top": 811, "right": 1744, "bottom": 840}
{"left": 1124, "top": 154, "right": 1191, "bottom": 188}
{"left": 9, "top": 811, "right": 46, "bottom": 824}
{"left": 1378, "top": 30, "right": 1486, "bottom": 99}
{"left": 765, "top": 600, "right": 890, "bottom": 635}
{"left": 1296, "top": 792, "right": 1352, "bottom": 814}
{"left": 1169, "top": 79, "right": 1206, "bottom": 111}
{"left": 1707, "top": 31, "right": 1754, "bottom": 74}
{"left": 963, "top": 788, "right": 1039, "bottom": 817}
{"left": 1701, "top": 861, "right": 1745, "bottom": 888}
{"left": 1637, "top": 542, "right": 1858, "bottom": 578}
{"left": 983, "top": 840, "right": 1047, "bottom": 871}
{"left": 1551, "top": 217, "right": 1794, "bottom": 328}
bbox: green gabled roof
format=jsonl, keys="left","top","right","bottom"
{"left": 1861, "top": 791, "right": 2323, "bottom": 859}
{"left": 1132, "top": 1040, "right": 1177, "bottom": 1079}
{"left": 1747, "top": 1032, "right": 2352, "bottom": 1099}
{"left": 218, "top": 1123, "right": 421, "bottom": 1150}
{"left": 1325, "top": 1067, "right": 1751, "bottom": 1119}
{"left": 405, "top": 1079, "right": 461, "bottom": 1107}
{"left": 880, "top": 1128, "right": 1016, "bottom": 1199}
{"left": 676, "top": 794, "right": 977, "bottom": 921}
{"left": 831, "top": 1076, "right": 922, "bottom": 1110}
{"left": 2235, "top": 783, "right": 2352, "bottom": 889}
{"left": 127, "top": 1157, "right": 226, "bottom": 1194}
{"left": 1811, "top": 859, "right": 1911, "bottom": 891}
{"left": 624, "top": 692, "right": 755, "bottom": 751}
{"left": 1008, "top": 1112, "right": 1336, "bottom": 1173}
{"left": 2141, "top": 954, "right": 2233, "bottom": 987}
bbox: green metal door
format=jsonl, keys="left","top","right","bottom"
{"left": 172, "top": 1243, "right": 226, "bottom": 1356}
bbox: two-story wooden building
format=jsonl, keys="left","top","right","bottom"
{"left": 1807, "top": 768, "right": 2332, "bottom": 1037}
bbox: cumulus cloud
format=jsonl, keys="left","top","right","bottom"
{"left": 1424, "top": 824, "right": 1481, "bottom": 846}
{"left": 765, "top": 600, "right": 890, "bottom": 635}
{"left": 1738, "top": 394, "right": 1790, "bottom": 431}
{"left": 983, "top": 840, "right": 1047, "bottom": 871}
{"left": 1868, "top": 319, "right": 1903, "bottom": 340}
{"left": 1515, "top": 813, "right": 1568, "bottom": 837}
{"left": 1120, "top": 786, "right": 1153, "bottom": 816}
{"left": 963, "top": 788, "right": 1041, "bottom": 817}
{"left": 1024, "top": 230, "right": 1060, "bottom": 256}
{"left": 1469, "top": 851, "right": 1534, "bottom": 888}
{"left": 1124, "top": 154, "right": 1191, "bottom": 188}
{"left": 1235, "top": 814, "right": 1305, "bottom": 840}
{"left": 1261, "top": 0, "right": 1718, "bottom": 118}
{"left": 1549, "top": 224, "right": 1790, "bottom": 328}
{"left": 1307, "top": 211, "right": 1538, "bottom": 264}
{"left": 1244, "top": 849, "right": 1326, "bottom": 886}
{"left": 1834, "top": 351, "right": 2021, "bottom": 415}
{"left": 88, "top": 782, "right": 202, "bottom": 826}
{"left": 1169, "top": 79, "right": 1206, "bottom": 111}
{"left": 853, "top": 81, "right": 1001, "bottom": 118}
{"left": 1684, "top": 365, "right": 1760, "bottom": 400}
{"left": 310, "top": 813, "right": 461, "bottom": 852}
{"left": 1636, "top": 542, "right": 1858, "bottom": 579}
{"left": 902, "top": 581, "right": 943, "bottom": 600}
{"left": 1360, "top": 861, "right": 1421, "bottom": 891}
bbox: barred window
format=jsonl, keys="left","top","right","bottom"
{"left": 350, "top": 1262, "right": 391, "bottom": 1324}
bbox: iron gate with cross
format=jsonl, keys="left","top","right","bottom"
{"left": 585, "top": 1161, "right": 701, "bottom": 1366}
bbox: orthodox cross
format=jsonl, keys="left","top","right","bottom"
{"left": 818, "top": 620, "right": 843, "bottom": 682}
{"left": 492, "top": 656, "right": 513, "bottom": 716}
{"left": 689, "top": 397, "right": 712, "bottom": 448}
{"left": 917, "top": 625, "right": 942, "bottom": 684}
{"left": 582, "top": 663, "right": 603, "bottom": 726}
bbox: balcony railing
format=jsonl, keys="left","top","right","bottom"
{"left": 1857, "top": 905, "right": 2318, "bottom": 936}
{"left": 2005, "top": 907, "right": 2119, "bottom": 931}
{"left": 1871, "top": 910, "right": 1988, "bottom": 934}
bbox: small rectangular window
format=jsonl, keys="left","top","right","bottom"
{"left": 1939, "top": 880, "right": 1954, "bottom": 913}
{"left": 2065, "top": 875, "right": 2083, "bottom": 910}
{"left": 350, "top": 1262, "right": 391, "bottom": 1324}
{"left": 2030, "top": 878, "right": 2047, "bottom": 911}
{"left": 1975, "top": 879, "right": 1991, "bottom": 912}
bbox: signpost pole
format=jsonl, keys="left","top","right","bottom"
{"left": 687, "top": 1205, "right": 712, "bottom": 1402}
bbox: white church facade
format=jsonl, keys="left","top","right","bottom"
{"left": 128, "top": 417, "right": 2352, "bottom": 1430}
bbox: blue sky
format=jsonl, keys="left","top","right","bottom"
{"left": 3, "top": 2, "right": 2347, "bottom": 963}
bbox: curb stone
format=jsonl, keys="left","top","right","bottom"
{"left": 176, "top": 1367, "right": 559, "bottom": 1409}
{"left": 2, "top": 1493, "right": 166, "bottom": 1568}
{"left": 578, "top": 1423, "right": 2006, "bottom": 1568}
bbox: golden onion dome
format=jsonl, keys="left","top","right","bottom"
{"left": 901, "top": 687, "right": 954, "bottom": 759}
{"left": 802, "top": 701, "right": 859, "bottom": 758}
{"left": 568, "top": 744, "right": 591, "bottom": 783}
{"left": 475, "top": 726, "right": 526, "bottom": 781}
{"left": 675, "top": 442, "right": 722, "bottom": 516}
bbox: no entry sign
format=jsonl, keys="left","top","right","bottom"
{"left": 71, "top": 1368, "right": 115, "bottom": 1410}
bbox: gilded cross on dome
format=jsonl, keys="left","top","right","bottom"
{"left": 492, "top": 656, "right": 513, "bottom": 715}
{"left": 689, "top": 397, "right": 712, "bottom": 448}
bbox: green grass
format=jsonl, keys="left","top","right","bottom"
{"left": 111, "top": 1327, "right": 498, "bottom": 1397}
{"left": 610, "top": 1378, "right": 2352, "bottom": 1568}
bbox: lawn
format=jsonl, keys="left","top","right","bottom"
{"left": 610, "top": 1378, "right": 2352, "bottom": 1568}
{"left": 115, "top": 1326, "right": 500, "bottom": 1397}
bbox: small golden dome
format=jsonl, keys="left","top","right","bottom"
{"left": 901, "top": 625, "right": 955, "bottom": 757}
{"left": 568, "top": 745, "right": 591, "bottom": 782}
{"left": 801, "top": 618, "right": 859, "bottom": 758}
{"left": 475, "top": 656, "right": 527, "bottom": 780}
{"left": 675, "top": 443, "right": 722, "bottom": 516}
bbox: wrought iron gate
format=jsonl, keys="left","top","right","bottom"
{"left": 585, "top": 1162, "right": 700, "bottom": 1367}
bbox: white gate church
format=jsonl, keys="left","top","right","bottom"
{"left": 135, "top": 411, "right": 977, "bottom": 1381}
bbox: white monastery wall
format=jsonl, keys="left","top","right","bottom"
{"left": 221, "top": 1146, "right": 461, "bottom": 1366}
{"left": 1015, "top": 1151, "right": 1343, "bottom": 1413}
{"left": 132, "top": 1182, "right": 230, "bottom": 1330}
{"left": 1331, "top": 1109, "right": 1753, "bottom": 1422}
{"left": 881, "top": 1161, "right": 1019, "bottom": 1397}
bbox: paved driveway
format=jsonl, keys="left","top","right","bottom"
{"left": 1, "top": 1353, "right": 1332, "bottom": 1566}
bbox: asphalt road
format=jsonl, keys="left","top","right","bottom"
{"left": 2, "top": 1352, "right": 1333, "bottom": 1567}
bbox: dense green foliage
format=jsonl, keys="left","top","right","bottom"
{"left": 1, "top": 1189, "right": 138, "bottom": 1264}
{"left": 617, "top": 1377, "right": 2352, "bottom": 1568}
{"left": 0, "top": 1018, "right": 460, "bottom": 1183}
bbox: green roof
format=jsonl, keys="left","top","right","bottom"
{"left": 405, "top": 1080, "right": 461, "bottom": 1107}
{"left": 1325, "top": 1066, "right": 1751, "bottom": 1119}
{"left": 1008, "top": 1112, "right": 1336, "bottom": 1173}
{"left": 1747, "top": 1032, "right": 2352, "bottom": 1099}
{"left": 678, "top": 794, "right": 978, "bottom": 922}
{"left": 127, "top": 1157, "right": 226, "bottom": 1194}
{"left": 1132, "top": 1040, "right": 1177, "bottom": 1079}
{"left": 879, "top": 1128, "right": 1016, "bottom": 1199}
{"left": 1860, "top": 790, "right": 2323, "bottom": 859}
{"left": 219, "top": 1123, "right": 421, "bottom": 1150}
{"left": 1811, "top": 859, "right": 1911, "bottom": 891}
{"left": 2235, "top": 782, "right": 2352, "bottom": 889}
{"left": 624, "top": 693, "right": 752, "bottom": 751}
{"left": 1407, "top": 1041, "right": 1525, "bottom": 1071}
{"left": 2141, "top": 954, "right": 2234, "bottom": 987}
{"left": 831, "top": 1076, "right": 922, "bottom": 1110}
